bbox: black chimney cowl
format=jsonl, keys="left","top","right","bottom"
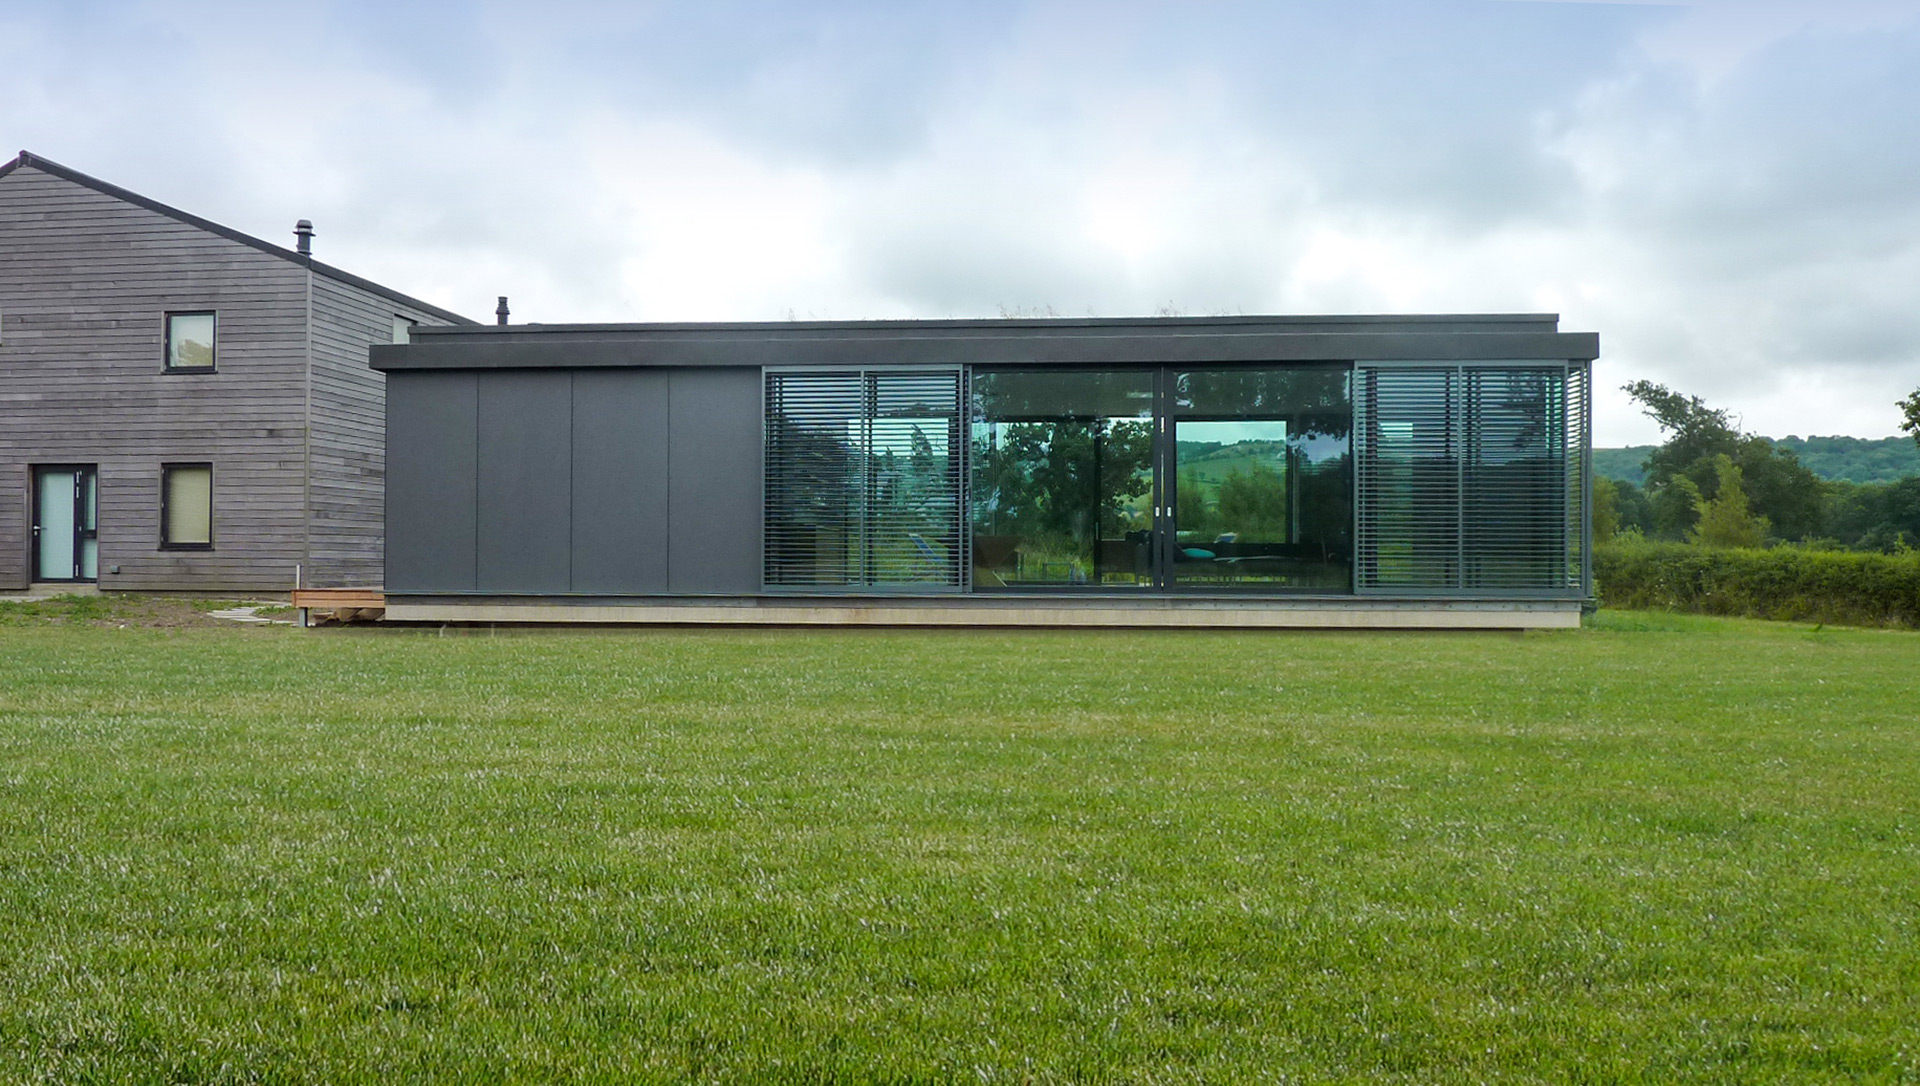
{"left": 294, "top": 219, "right": 314, "bottom": 256}
{"left": 496, "top": 296, "right": 510, "bottom": 326}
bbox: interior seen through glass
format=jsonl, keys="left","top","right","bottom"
{"left": 1171, "top": 368, "right": 1352, "bottom": 591}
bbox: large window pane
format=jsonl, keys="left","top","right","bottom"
{"left": 1171, "top": 367, "right": 1351, "bottom": 592}
{"left": 970, "top": 370, "right": 1154, "bottom": 589}
{"left": 1354, "top": 368, "right": 1459, "bottom": 589}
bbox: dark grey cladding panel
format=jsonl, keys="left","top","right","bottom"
{"left": 374, "top": 327, "right": 1599, "bottom": 371}
{"left": 668, "top": 368, "right": 762, "bottom": 594}
{"left": 386, "top": 371, "right": 477, "bottom": 592}
{"left": 476, "top": 371, "right": 572, "bottom": 593}
{"left": 571, "top": 370, "right": 669, "bottom": 593}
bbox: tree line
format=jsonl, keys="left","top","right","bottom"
{"left": 1597, "top": 382, "right": 1920, "bottom": 552}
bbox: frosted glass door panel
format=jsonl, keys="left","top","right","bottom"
{"left": 36, "top": 470, "right": 76, "bottom": 580}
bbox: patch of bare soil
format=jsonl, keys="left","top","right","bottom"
{"left": 0, "top": 595, "right": 291, "bottom": 629}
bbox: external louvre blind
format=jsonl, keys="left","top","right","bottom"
{"left": 1356, "top": 363, "right": 1586, "bottom": 595}
{"left": 765, "top": 369, "right": 965, "bottom": 590}
{"left": 1567, "top": 362, "right": 1593, "bottom": 597}
{"left": 1354, "top": 368, "right": 1460, "bottom": 589}
{"left": 766, "top": 372, "right": 864, "bottom": 586}
{"left": 1462, "top": 369, "right": 1567, "bottom": 590}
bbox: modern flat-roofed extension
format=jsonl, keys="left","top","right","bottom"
{"left": 374, "top": 315, "right": 1596, "bottom": 628}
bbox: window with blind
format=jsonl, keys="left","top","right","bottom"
{"left": 1355, "top": 363, "right": 1588, "bottom": 595}
{"left": 765, "top": 369, "right": 965, "bottom": 590}
{"left": 161, "top": 463, "right": 213, "bottom": 549}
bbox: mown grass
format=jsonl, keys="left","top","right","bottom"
{"left": 1, "top": 613, "right": 1917, "bottom": 1083}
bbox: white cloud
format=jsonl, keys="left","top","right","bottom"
{"left": 6, "top": 0, "right": 1920, "bottom": 445}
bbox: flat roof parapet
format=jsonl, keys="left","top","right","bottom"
{"left": 372, "top": 313, "right": 1596, "bottom": 372}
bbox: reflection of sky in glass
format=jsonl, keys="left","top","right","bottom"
{"left": 1296, "top": 432, "right": 1347, "bottom": 464}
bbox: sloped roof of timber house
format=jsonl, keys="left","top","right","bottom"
{"left": 0, "top": 150, "right": 476, "bottom": 326}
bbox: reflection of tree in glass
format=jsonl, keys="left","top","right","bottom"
{"left": 1216, "top": 463, "right": 1288, "bottom": 538}
{"left": 975, "top": 419, "right": 1150, "bottom": 549}
{"left": 1297, "top": 454, "right": 1351, "bottom": 552}
{"left": 1177, "top": 470, "right": 1212, "bottom": 535}
{"left": 873, "top": 425, "right": 950, "bottom": 534}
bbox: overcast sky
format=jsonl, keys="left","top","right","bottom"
{"left": 5, "top": 0, "right": 1918, "bottom": 444}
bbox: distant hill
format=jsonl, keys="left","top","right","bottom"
{"left": 1772, "top": 436, "right": 1920, "bottom": 484}
{"left": 1593, "top": 447, "right": 1657, "bottom": 485}
{"left": 1595, "top": 436, "right": 1920, "bottom": 486}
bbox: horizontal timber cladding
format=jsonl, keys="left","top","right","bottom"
{"left": 382, "top": 367, "right": 761, "bottom": 596}
{"left": 1353, "top": 361, "right": 1589, "bottom": 596}
{"left": 306, "top": 275, "right": 461, "bottom": 588}
{"left": 763, "top": 368, "right": 966, "bottom": 591}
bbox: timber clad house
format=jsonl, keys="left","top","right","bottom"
{"left": 375, "top": 316, "right": 1597, "bottom": 628}
{"left": 0, "top": 151, "right": 473, "bottom": 594}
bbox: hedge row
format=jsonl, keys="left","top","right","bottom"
{"left": 1595, "top": 541, "right": 1920, "bottom": 628}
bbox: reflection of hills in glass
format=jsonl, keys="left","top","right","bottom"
{"left": 177, "top": 340, "right": 214, "bottom": 367}
{"left": 1176, "top": 440, "right": 1287, "bottom": 488}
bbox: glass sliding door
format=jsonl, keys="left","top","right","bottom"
{"left": 967, "top": 366, "right": 1353, "bottom": 593}
{"left": 969, "top": 365, "right": 1354, "bottom": 593}
{"left": 1168, "top": 368, "right": 1352, "bottom": 591}
{"left": 970, "top": 369, "right": 1155, "bottom": 589}
{"left": 32, "top": 465, "right": 98, "bottom": 582}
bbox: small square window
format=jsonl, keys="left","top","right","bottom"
{"left": 392, "top": 315, "right": 416, "bottom": 344}
{"left": 161, "top": 463, "right": 213, "bottom": 549}
{"left": 165, "top": 312, "right": 216, "bottom": 371}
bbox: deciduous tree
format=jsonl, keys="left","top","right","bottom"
{"left": 1624, "top": 381, "right": 1823, "bottom": 540}
{"left": 1690, "top": 455, "right": 1769, "bottom": 549}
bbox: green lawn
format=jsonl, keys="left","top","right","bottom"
{"left": 2, "top": 607, "right": 1917, "bottom": 1083}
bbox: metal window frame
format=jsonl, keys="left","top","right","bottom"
{"left": 162, "top": 310, "right": 218, "bottom": 373}
{"left": 159, "top": 461, "right": 215, "bottom": 550}
{"left": 29, "top": 463, "right": 99, "bottom": 583}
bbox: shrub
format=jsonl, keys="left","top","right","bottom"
{"left": 1595, "top": 539, "right": 1920, "bottom": 628}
